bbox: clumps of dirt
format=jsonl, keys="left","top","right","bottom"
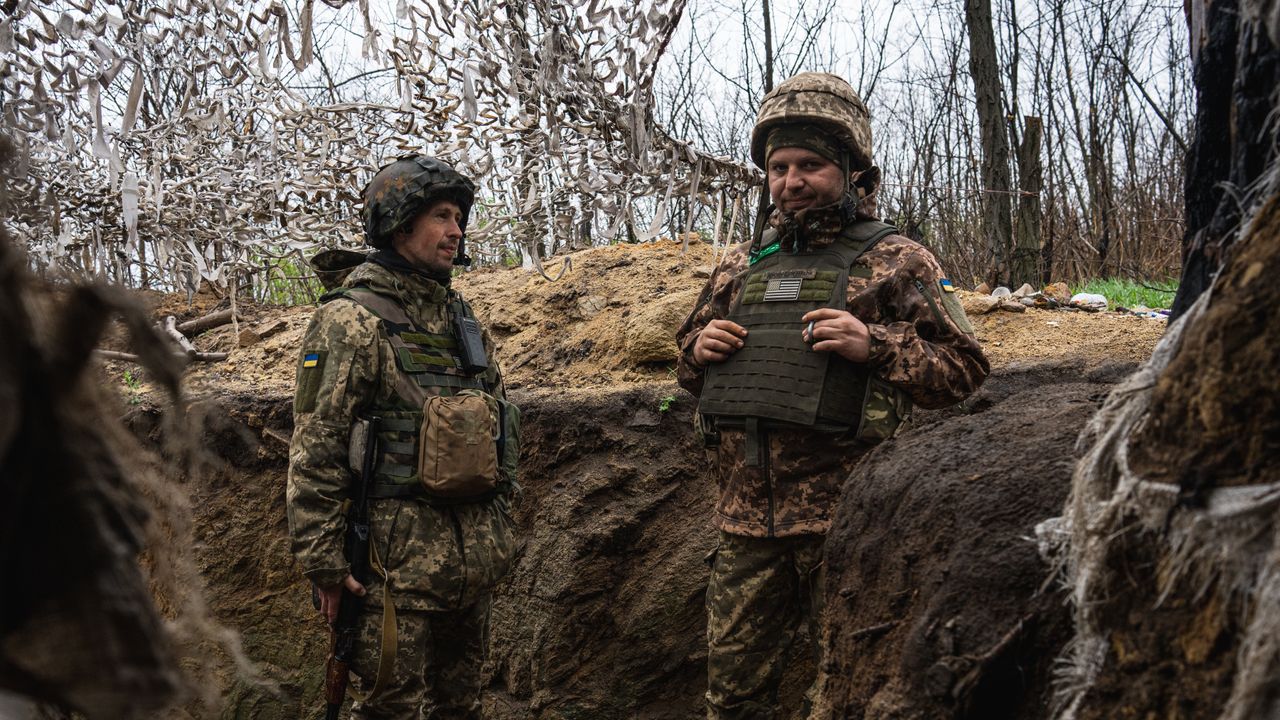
{"left": 457, "top": 239, "right": 718, "bottom": 389}
{"left": 1048, "top": 189, "right": 1280, "bottom": 720}
{"left": 1128, "top": 193, "right": 1280, "bottom": 486}
{"left": 816, "top": 364, "right": 1110, "bottom": 720}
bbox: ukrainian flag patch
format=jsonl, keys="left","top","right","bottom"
{"left": 303, "top": 352, "right": 320, "bottom": 368}
{"left": 939, "top": 278, "right": 956, "bottom": 293}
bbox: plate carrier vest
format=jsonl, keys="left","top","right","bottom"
{"left": 698, "top": 220, "right": 910, "bottom": 454}
{"left": 321, "top": 284, "right": 517, "bottom": 504}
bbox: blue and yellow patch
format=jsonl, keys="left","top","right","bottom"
{"left": 939, "top": 278, "right": 956, "bottom": 293}
{"left": 302, "top": 352, "right": 320, "bottom": 368}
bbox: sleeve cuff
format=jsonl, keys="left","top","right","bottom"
{"left": 865, "top": 323, "right": 893, "bottom": 365}
{"left": 303, "top": 565, "right": 351, "bottom": 588}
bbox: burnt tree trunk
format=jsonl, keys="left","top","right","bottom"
{"left": 1171, "top": 0, "right": 1280, "bottom": 319}
{"left": 964, "top": 0, "right": 1014, "bottom": 286}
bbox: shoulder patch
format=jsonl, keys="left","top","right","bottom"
{"left": 936, "top": 280, "right": 975, "bottom": 335}
{"left": 296, "top": 350, "right": 328, "bottom": 413}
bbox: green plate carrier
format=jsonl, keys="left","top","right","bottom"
{"left": 698, "top": 220, "right": 907, "bottom": 441}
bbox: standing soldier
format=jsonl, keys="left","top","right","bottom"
{"left": 675, "top": 73, "right": 990, "bottom": 718}
{"left": 288, "top": 155, "right": 519, "bottom": 719}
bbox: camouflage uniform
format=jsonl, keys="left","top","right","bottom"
{"left": 289, "top": 158, "right": 516, "bottom": 720}
{"left": 675, "top": 73, "right": 990, "bottom": 719}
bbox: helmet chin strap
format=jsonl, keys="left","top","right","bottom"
{"left": 453, "top": 234, "right": 473, "bottom": 267}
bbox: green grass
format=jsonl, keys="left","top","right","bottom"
{"left": 1073, "top": 277, "right": 1178, "bottom": 310}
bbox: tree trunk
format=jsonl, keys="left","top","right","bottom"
{"left": 754, "top": 0, "right": 777, "bottom": 237}
{"left": 1012, "top": 115, "right": 1043, "bottom": 287}
{"left": 964, "top": 0, "right": 1014, "bottom": 286}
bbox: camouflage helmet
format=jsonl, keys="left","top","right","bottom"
{"left": 750, "top": 72, "right": 873, "bottom": 172}
{"left": 360, "top": 155, "right": 476, "bottom": 252}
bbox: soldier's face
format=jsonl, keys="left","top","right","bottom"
{"left": 392, "top": 200, "right": 464, "bottom": 274}
{"left": 767, "top": 147, "right": 846, "bottom": 212}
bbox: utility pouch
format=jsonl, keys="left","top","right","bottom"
{"left": 418, "top": 390, "right": 500, "bottom": 497}
{"left": 854, "top": 376, "right": 912, "bottom": 444}
{"left": 694, "top": 410, "right": 720, "bottom": 449}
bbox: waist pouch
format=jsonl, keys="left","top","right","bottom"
{"left": 418, "top": 389, "right": 500, "bottom": 498}
{"left": 854, "top": 376, "right": 912, "bottom": 444}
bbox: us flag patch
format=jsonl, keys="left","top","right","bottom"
{"left": 764, "top": 278, "right": 803, "bottom": 301}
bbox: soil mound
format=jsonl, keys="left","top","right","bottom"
{"left": 105, "top": 239, "right": 1166, "bottom": 400}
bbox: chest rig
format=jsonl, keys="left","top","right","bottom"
{"left": 323, "top": 285, "right": 515, "bottom": 503}
{"left": 698, "top": 220, "right": 906, "bottom": 453}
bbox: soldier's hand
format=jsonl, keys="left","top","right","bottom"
{"left": 318, "top": 574, "right": 367, "bottom": 625}
{"left": 802, "top": 308, "right": 870, "bottom": 363}
{"left": 693, "top": 319, "right": 748, "bottom": 366}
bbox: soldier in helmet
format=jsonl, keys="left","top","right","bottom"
{"left": 288, "top": 155, "right": 520, "bottom": 719}
{"left": 675, "top": 73, "right": 990, "bottom": 718}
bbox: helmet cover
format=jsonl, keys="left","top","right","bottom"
{"left": 750, "top": 73, "right": 873, "bottom": 172}
{"left": 360, "top": 155, "right": 476, "bottom": 252}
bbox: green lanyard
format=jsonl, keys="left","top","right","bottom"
{"left": 749, "top": 241, "right": 780, "bottom": 265}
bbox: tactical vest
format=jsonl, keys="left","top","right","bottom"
{"left": 322, "top": 285, "right": 519, "bottom": 504}
{"left": 698, "top": 221, "right": 911, "bottom": 449}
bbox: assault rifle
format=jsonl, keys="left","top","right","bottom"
{"left": 321, "top": 415, "right": 381, "bottom": 720}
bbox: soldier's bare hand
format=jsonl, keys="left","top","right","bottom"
{"left": 318, "top": 574, "right": 367, "bottom": 625}
{"left": 693, "top": 319, "right": 748, "bottom": 366}
{"left": 802, "top": 308, "right": 870, "bottom": 363}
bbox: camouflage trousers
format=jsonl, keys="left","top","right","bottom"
{"left": 706, "top": 531, "right": 826, "bottom": 720}
{"left": 348, "top": 597, "right": 491, "bottom": 720}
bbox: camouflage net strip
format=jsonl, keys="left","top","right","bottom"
{"left": 2, "top": 0, "right": 761, "bottom": 294}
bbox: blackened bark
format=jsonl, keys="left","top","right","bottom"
{"left": 1173, "top": 0, "right": 1280, "bottom": 319}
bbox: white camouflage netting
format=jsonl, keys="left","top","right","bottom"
{"left": 1, "top": 0, "right": 761, "bottom": 294}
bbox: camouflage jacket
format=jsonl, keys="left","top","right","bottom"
{"left": 675, "top": 230, "right": 989, "bottom": 538}
{"left": 287, "top": 261, "right": 516, "bottom": 611}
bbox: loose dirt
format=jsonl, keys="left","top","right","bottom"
{"left": 104, "top": 238, "right": 1167, "bottom": 398}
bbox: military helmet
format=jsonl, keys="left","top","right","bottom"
{"left": 750, "top": 72, "right": 873, "bottom": 172}
{"left": 360, "top": 155, "right": 476, "bottom": 251}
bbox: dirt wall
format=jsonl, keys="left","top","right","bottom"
{"left": 815, "top": 362, "right": 1129, "bottom": 720}
{"left": 150, "top": 382, "right": 811, "bottom": 720}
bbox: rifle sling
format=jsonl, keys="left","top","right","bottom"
{"left": 345, "top": 538, "right": 397, "bottom": 705}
